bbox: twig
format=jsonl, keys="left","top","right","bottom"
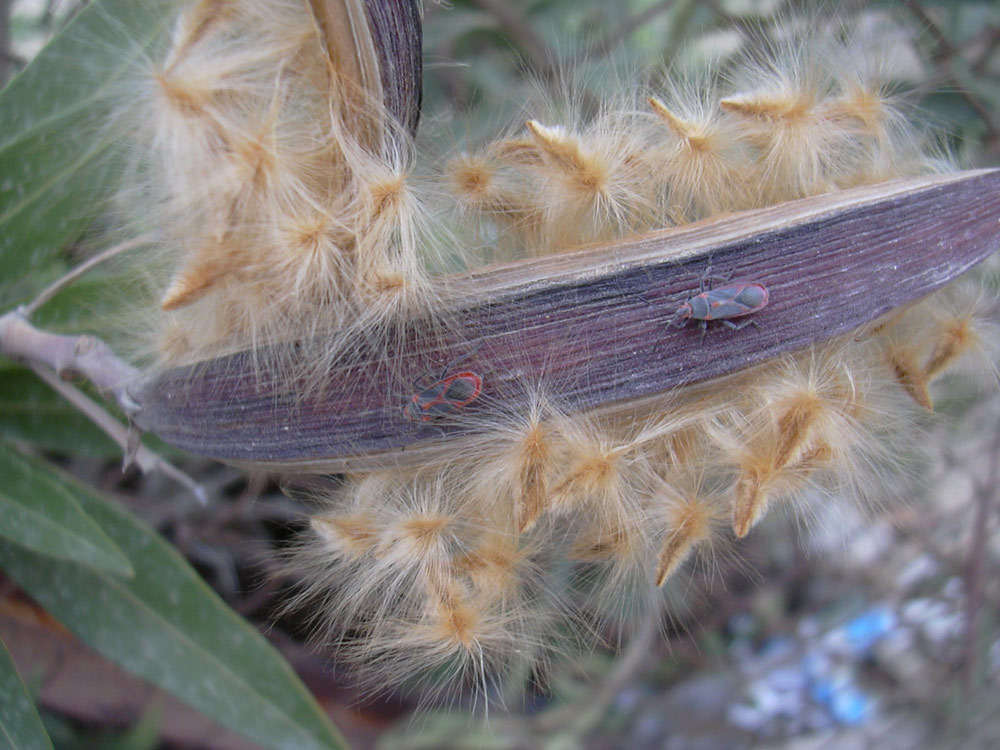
{"left": 0, "top": 309, "right": 206, "bottom": 504}
{"left": 902, "top": 0, "right": 952, "bottom": 63}
{"left": 533, "top": 607, "right": 661, "bottom": 736}
{"left": 970, "top": 25, "right": 1000, "bottom": 74}
{"left": 0, "top": 310, "right": 139, "bottom": 400}
{"left": 28, "top": 364, "right": 206, "bottom": 504}
{"left": 574, "top": 0, "right": 677, "bottom": 64}
{"left": 40, "top": 0, "right": 58, "bottom": 28}
{"left": 469, "top": 0, "right": 555, "bottom": 75}
{"left": 24, "top": 234, "right": 157, "bottom": 317}
{"left": 901, "top": 0, "right": 1000, "bottom": 153}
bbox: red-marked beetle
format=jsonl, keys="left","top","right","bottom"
{"left": 671, "top": 263, "right": 769, "bottom": 341}
{"left": 404, "top": 350, "right": 483, "bottom": 423}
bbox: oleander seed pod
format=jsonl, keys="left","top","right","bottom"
{"left": 113, "top": 3, "right": 1000, "bottom": 699}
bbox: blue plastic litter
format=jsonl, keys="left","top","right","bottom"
{"left": 842, "top": 608, "right": 895, "bottom": 653}
{"left": 829, "top": 685, "right": 875, "bottom": 725}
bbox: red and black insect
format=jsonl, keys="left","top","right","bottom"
{"left": 404, "top": 351, "right": 483, "bottom": 423}
{"left": 670, "top": 263, "right": 769, "bottom": 341}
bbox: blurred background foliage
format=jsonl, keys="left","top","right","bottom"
{"left": 1, "top": 0, "right": 999, "bottom": 748}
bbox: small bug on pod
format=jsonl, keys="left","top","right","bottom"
{"left": 403, "top": 350, "right": 483, "bottom": 423}
{"left": 670, "top": 262, "right": 769, "bottom": 341}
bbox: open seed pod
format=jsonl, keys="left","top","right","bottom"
{"left": 117, "top": 1, "right": 1000, "bottom": 696}
{"left": 136, "top": 169, "right": 1000, "bottom": 469}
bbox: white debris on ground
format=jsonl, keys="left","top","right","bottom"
{"left": 607, "top": 396, "right": 1000, "bottom": 749}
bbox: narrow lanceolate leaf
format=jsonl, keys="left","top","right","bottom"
{"left": 0, "top": 442, "right": 132, "bottom": 576}
{"left": 0, "top": 486, "right": 348, "bottom": 750}
{"left": 0, "top": 637, "right": 53, "bottom": 750}
{"left": 0, "top": 0, "right": 176, "bottom": 305}
{"left": 136, "top": 170, "right": 1000, "bottom": 472}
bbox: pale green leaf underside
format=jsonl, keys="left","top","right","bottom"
{"left": 0, "top": 0, "right": 176, "bottom": 306}
{"left": 0, "top": 442, "right": 132, "bottom": 576}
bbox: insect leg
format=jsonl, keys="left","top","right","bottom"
{"left": 721, "top": 319, "right": 760, "bottom": 331}
{"left": 445, "top": 340, "right": 484, "bottom": 369}
{"left": 699, "top": 257, "right": 729, "bottom": 291}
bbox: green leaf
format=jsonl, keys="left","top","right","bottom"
{"left": 0, "top": 483, "right": 349, "bottom": 750}
{"left": 0, "top": 636, "right": 54, "bottom": 750}
{"left": 0, "top": 442, "right": 132, "bottom": 576}
{"left": 0, "top": 0, "right": 176, "bottom": 306}
{"left": 0, "top": 368, "right": 121, "bottom": 458}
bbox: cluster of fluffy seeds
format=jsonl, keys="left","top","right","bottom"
{"left": 127, "top": 0, "right": 440, "bottom": 369}
{"left": 441, "top": 24, "right": 934, "bottom": 257}
{"left": 126, "top": 3, "right": 998, "bottom": 699}
{"left": 284, "top": 293, "right": 997, "bottom": 694}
